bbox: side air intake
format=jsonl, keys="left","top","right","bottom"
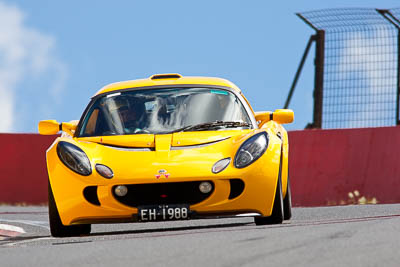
{"left": 229, "top": 179, "right": 245, "bottom": 199}
{"left": 83, "top": 186, "right": 100, "bottom": 206}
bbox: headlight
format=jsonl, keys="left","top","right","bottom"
{"left": 57, "top": 141, "right": 92, "bottom": 176}
{"left": 234, "top": 132, "right": 268, "bottom": 168}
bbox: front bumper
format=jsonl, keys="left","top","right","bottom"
{"left": 46, "top": 136, "right": 282, "bottom": 226}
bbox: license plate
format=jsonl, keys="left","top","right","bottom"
{"left": 138, "top": 204, "right": 190, "bottom": 221}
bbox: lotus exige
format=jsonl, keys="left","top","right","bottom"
{"left": 39, "top": 73, "right": 294, "bottom": 237}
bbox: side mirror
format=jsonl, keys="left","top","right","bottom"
{"left": 38, "top": 120, "right": 78, "bottom": 136}
{"left": 38, "top": 120, "right": 60, "bottom": 135}
{"left": 272, "top": 109, "right": 294, "bottom": 124}
{"left": 255, "top": 109, "right": 294, "bottom": 127}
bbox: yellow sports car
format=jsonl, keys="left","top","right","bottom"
{"left": 39, "top": 73, "right": 294, "bottom": 237}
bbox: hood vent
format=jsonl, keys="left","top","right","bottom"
{"left": 150, "top": 73, "right": 182, "bottom": 80}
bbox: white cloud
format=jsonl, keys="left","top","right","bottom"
{"left": 0, "top": 1, "right": 67, "bottom": 132}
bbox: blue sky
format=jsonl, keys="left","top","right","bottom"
{"left": 1, "top": 0, "right": 399, "bottom": 133}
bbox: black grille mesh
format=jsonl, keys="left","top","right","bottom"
{"left": 113, "top": 181, "right": 214, "bottom": 207}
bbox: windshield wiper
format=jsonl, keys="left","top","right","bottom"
{"left": 169, "top": 121, "right": 251, "bottom": 133}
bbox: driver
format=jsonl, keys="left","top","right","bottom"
{"left": 118, "top": 98, "right": 146, "bottom": 133}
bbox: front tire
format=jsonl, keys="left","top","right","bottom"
{"left": 254, "top": 162, "right": 284, "bottom": 225}
{"left": 48, "top": 181, "right": 91, "bottom": 237}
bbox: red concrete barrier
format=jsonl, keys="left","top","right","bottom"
{"left": 289, "top": 127, "right": 400, "bottom": 206}
{"left": 1, "top": 127, "right": 400, "bottom": 206}
{"left": 0, "top": 134, "right": 57, "bottom": 204}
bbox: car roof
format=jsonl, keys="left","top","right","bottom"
{"left": 94, "top": 74, "right": 242, "bottom": 96}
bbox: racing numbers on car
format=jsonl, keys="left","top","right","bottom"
{"left": 165, "top": 207, "right": 188, "bottom": 220}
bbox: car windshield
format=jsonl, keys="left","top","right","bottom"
{"left": 78, "top": 87, "right": 252, "bottom": 136}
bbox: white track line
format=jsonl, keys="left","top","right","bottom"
{"left": 0, "top": 219, "right": 49, "bottom": 230}
{"left": 5, "top": 237, "right": 54, "bottom": 247}
{"left": 0, "top": 224, "right": 26, "bottom": 237}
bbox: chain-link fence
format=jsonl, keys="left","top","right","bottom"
{"left": 291, "top": 8, "right": 400, "bottom": 129}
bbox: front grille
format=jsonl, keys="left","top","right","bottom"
{"left": 113, "top": 181, "right": 214, "bottom": 207}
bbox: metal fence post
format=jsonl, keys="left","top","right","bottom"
{"left": 313, "top": 30, "right": 325, "bottom": 128}
{"left": 396, "top": 30, "right": 400, "bottom": 125}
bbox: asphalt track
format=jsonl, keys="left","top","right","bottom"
{"left": 0, "top": 204, "right": 399, "bottom": 267}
